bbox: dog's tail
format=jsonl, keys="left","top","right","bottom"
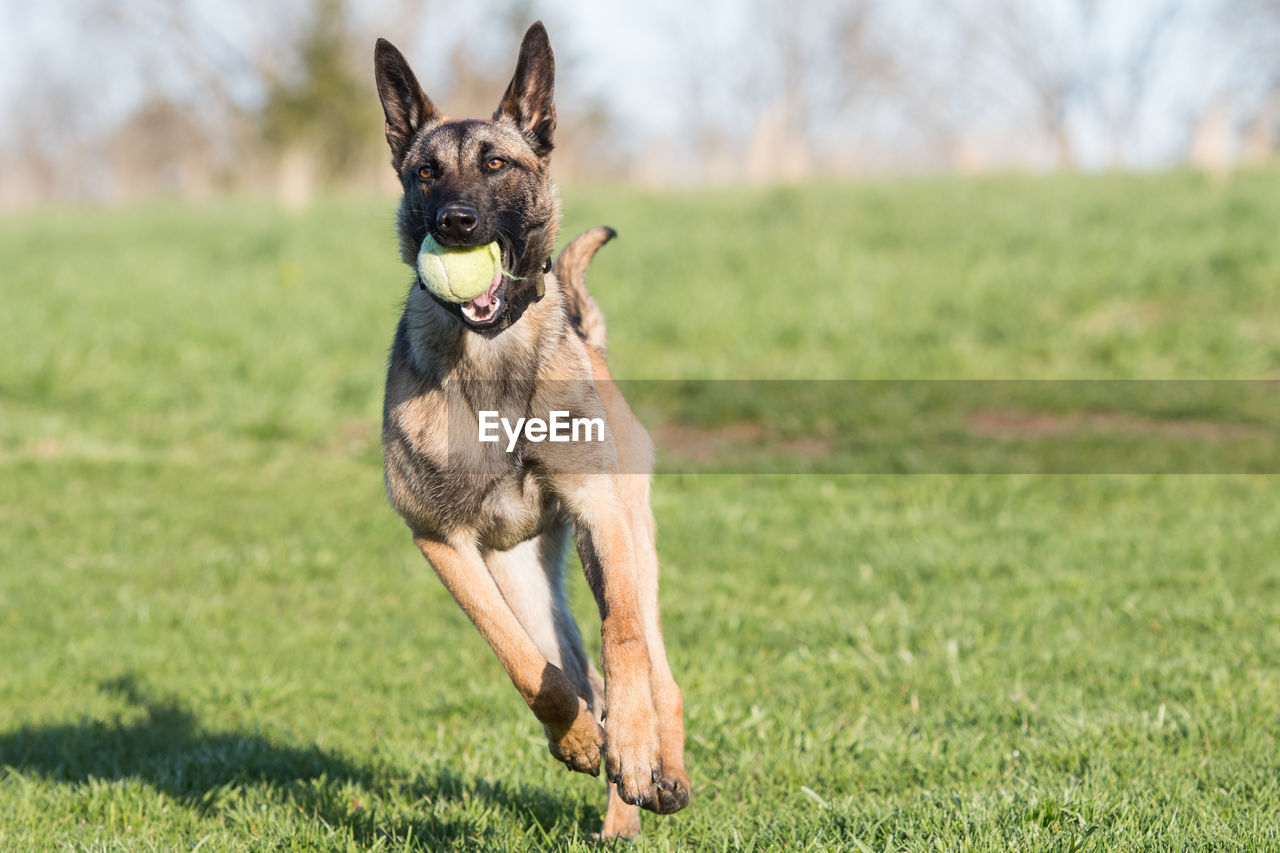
{"left": 555, "top": 226, "right": 615, "bottom": 357}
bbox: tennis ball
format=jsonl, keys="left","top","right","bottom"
{"left": 416, "top": 235, "right": 503, "bottom": 302}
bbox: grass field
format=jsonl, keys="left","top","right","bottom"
{"left": 2, "top": 172, "right": 1280, "bottom": 851}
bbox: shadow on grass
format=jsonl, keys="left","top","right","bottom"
{"left": 0, "top": 675, "right": 597, "bottom": 847}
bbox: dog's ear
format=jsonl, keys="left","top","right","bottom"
{"left": 494, "top": 22, "right": 556, "bottom": 160}
{"left": 374, "top": 38, "right": 440, "bottom": 172}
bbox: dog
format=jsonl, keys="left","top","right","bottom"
{"left": 373, "top": 22, "right": 690, "bottom": 839}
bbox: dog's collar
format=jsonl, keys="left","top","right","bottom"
{"left": 419, "top": 256, "right": 550, "bottom": 332}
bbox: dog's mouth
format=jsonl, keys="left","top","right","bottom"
{"left": 457, "top": 242, "right": 518, "bottom": 329}
{"left": 459, "top": 270, "right": 506, "bottom": 327}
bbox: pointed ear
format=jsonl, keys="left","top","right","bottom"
{"left": 493, "top": 22, "right": 556, "bottom": 159}
{"left": 374, "top": 38, "right": 440, "bottom": 172}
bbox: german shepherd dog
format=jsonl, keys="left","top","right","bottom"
{"left": 373, "top": 22, "right": 690, "bottom": 839}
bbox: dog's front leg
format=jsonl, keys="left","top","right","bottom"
{"left": 560, "top": 479, "right": 663, "bottom": 808}
{"left": 414, "top": 534, "right": 604, "bottom": 774}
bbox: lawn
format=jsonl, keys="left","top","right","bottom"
{"left": 2, "top": 172, "right": 1279, "bottom": 851}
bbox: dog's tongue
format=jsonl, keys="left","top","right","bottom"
{"left": 470, "top": 280, "right": 497, "bottom": 309}
{"left": 461, "top": 270, "right": 503, "bottom": 321}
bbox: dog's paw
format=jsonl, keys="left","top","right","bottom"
{"left": 604, "top": 706, "right": 663, "bottom": 808}
{"left": 643, "top": 767, "right": 691, "bottom": 815}
{"left": 545, "top": 698, "right": 604, "bottom": 775}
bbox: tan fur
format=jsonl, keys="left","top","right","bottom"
{"left": 375, "top": 24, "right": 689, "bottom": 838}
{"left": 555, "top": 225, "right": 615, "bottom": 357}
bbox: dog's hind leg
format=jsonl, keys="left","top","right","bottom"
{"left": 599, "top": 780, "right": 642, "bottom": 840}
{"left": 415, "top": 534, "right": 603, "bottom": 776}
{"left": 589, "top": 356, "right": 691, "bottom": 815}
{"left": 625, "top": 476, "right": 691, "bottom": 815}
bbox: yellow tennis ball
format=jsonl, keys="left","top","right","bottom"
{"left": 416, "top": 235, "right": 503, "bottom": 302}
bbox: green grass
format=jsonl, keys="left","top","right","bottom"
{"left": 2, "top": 172, "right": 1280, "bottom": 851}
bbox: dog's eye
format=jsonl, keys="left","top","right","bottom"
{"left": 418, "top": 166, "right": 434, "bottom": 180}
{"left": 486, "top": 157, "right": 507, "bottom": 171}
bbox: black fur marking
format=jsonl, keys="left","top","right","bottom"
{"left": 494, "top": 22, "right": 557, "bottom": 160}
{"left": 374, "top": 39, "right": 441, "bottom": 172}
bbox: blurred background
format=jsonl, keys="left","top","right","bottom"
{"left": 3, "top": 0, "right": 1280, "bottom": 207}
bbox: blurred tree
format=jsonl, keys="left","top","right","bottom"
{"left": 653, "top": 0, "right": 899, "bottom": 181}
{"left": 1217, "top": 0, "right": 1280, "bottom": 162}
{"left": 743, "top": 0, "right": 898, "bottom": 179}
{"left": 941, "top": 0, "right": 1223, "bottom": 170}
{"left": 258, "top": 0, "right": 379, "bottom": 196}
{"left": 108, "top": 96, "right": 218, "bottom": 197}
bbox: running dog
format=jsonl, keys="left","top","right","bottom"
{"left": 373, "top": 22, "right": 690, "bottom": 839}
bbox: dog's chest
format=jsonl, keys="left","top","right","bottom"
{"left": 473, "top": 468, "right": 558, "bottom": 550}
{"left": 383, "top": 379, "right": 558, "bottom": 547}
{"left": 388, "top": 442, "right": 557, "bottom": 549}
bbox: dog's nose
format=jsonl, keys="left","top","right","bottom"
{"left": 436, "top": 204, "right": 479, "bottom": 240}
